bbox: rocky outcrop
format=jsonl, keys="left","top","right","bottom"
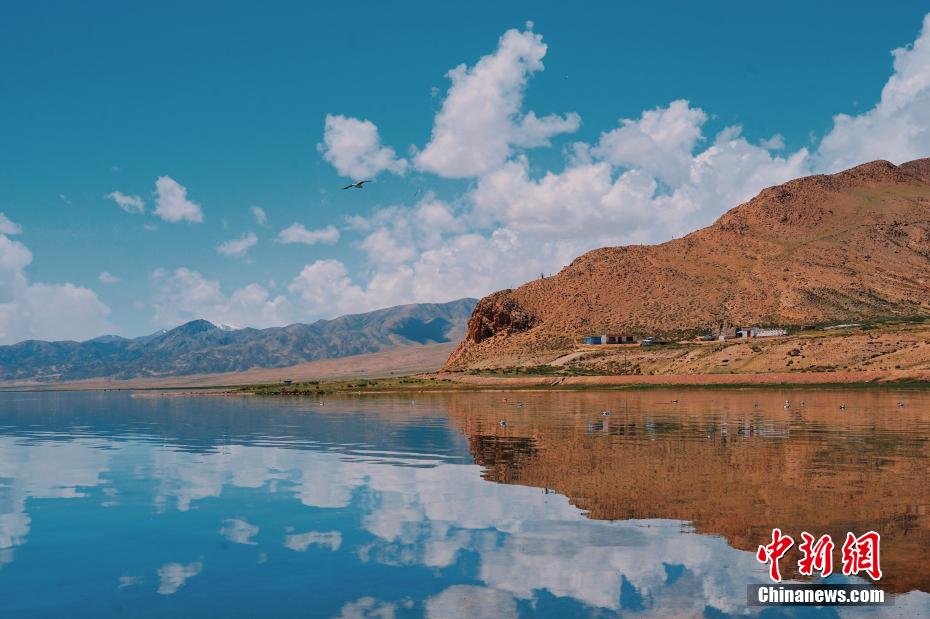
{"left": 464, "top": 291, "right": 539, "bottom": 343}
{"left": 444, "top": 292, "right": 539, "bottom": 369}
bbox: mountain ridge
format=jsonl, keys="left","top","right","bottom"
{"left": 445, "top": 158, "right": 930, "bottom": 369}
{"left": 1, "top": 299, "right": 476, "bottom": 381}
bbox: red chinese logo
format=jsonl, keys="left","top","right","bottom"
{"left": 841, "top": 531, "right": 883, "bottom": 581}
{"left": 798, "top": 532, "right": 834, "bottom": 577}
{"left": 757, "top": 529, "right": 882, "bottom": 582}
{"left": 756, "top": 528, "right": 794, "bottom": 582}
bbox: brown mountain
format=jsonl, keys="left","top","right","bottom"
{"left": 445, "top": 158, "right": 930, "bottom": 369}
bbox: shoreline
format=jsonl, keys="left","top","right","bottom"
{"left": 231, "top": 369, "right": 930, "bottom": 397}
{"left": 7, "top": 369, "right": 930, "bottom": 396}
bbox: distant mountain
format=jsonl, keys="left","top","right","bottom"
{"left": 0, "top": 299, "right": 476, "bottom": 382}
{"left": 446, "top": 158, "right": 930, "bottom": 369}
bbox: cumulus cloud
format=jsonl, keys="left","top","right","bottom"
{"left": 425, "top": 586, "right": 517, "bottom": 619}
{"left": 218, "top": 518, "right": 259, "bottom": 545}
{"left": 154, "top": 176, "right": 204, "bottom": 223}
{"left": 216, "top": 232, "right": 258, "bottom": 259}
{"left": 415, "top": 27, "right": 580, "bottom": 178}
{"left": 815, "top": 14, "right": 930, "bottom": 171}
{"left": 0, "top": 281, "right": 114, "bottom": 344}
{"left": 150, "top": 267, "right": 290, "bottom": 329}
{"left": 0, "top": 213, "right": 23, "bottom": 235}
{"left": 156, "top": 561, "right": 202, "bottom": 595}
{"left": 277, "top": 223, "right": 340, "bottom": 246}
{"left": 318, "top": 114, "right": 407, "bottom": 179}
{"left": 283, "top": 530, "right": 341, "bottom": 552}
{"left": 98, "top": 271, "right": 120, "bottom": 284}
{"left": 760, "top": 134, "right": 785, "bottom": 150}
{"left": 589, "top": 99, "right": 708, "bottom": 187}
{"left": 250, "top": 206, "right": 267, "bottom": 225}
{"left": 335, "top": 597, "right": 398, "bottom": 619}
{"left": 313, "top": 111, "right": 810, "bottom": 308}
{"left": 0, "top": 216, "right": 113, "bottom": 343}
{"left": 287, "top": 259, "right": 399, "bottom": 316}
{"left": 105, "top": 191, "right": 145, "bottom": 214}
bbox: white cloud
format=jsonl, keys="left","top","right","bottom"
{"left": 0, "top": 213, "right": 22, "bottom": 235}
{"left": 277, "top": 223, "right": 340, "bottom": 246}
{"left": 815, "top": 14, "right": 930, "bottom": 171}
{"left": 150, "top": 267, "right": 291, "bottom": 329}
{"left": 415, "top": 27, "right": 579, "bottom": 178}
{"left": 335, "top": 597, "right": 398, "bottom": 619}
{"left": 760, "top": 134, "right": 785, "bottom": 150}
{"left": 105, "top": 191, "right": 145, "bottom": 214}
{"left": 250, "top": 206, "right": 267, "bottom": 225}
{"left": 288, "top": 259, "right": 394, "bottom": 316}
{"left": 118, "top": 575, "right": 142, "bottom": 589}
{"left": 590, "top": 99, "right": 708, "bottom": 187}
{"left": 0, "top": 437, "right": 112, "bottom": 566}
{"left": 283, "top": 530, "right": 341, "bottom": 552}
{"left": 0, "top": 234, "right": 31, "bottom": 276}
{"left": 0, "top": 222, "right": 113, "bottom": 344}
{"left": 218, "top": 518, "right": 259, "bottom": 545}
{"left": 317, "top": 111, "right": 810, "bottom": 309}
{"left": 154, "top": 176, "right": 204, "bottom": 223}
{"left": 98, "top": 271, "right": 121, "bottom": 284}
{"left": 216, "top": 232, "right": 258, "bottom": 259}
{"left": 359, "top": 228, "right": 417, "bottom": 265}
{"left": 318, "top": 114, "right": 407, "bottom": 179}
{"left": 156, "top": 561, "right": 202, "bottom": 595}
{"left": 0, "top": 282, "right": 114, "bottom": 343}
{"left": 425, "top": 586, "right": 517, "bottom": 619}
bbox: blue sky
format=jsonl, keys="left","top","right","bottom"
{"left": 1, "top": 2, "right": 930, "bottom": 343}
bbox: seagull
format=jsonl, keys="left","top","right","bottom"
{"left": 839, "top": 404, "right": 846, "bottom": 411}
{"left": 342, "top": 180, "right": 372, "bottom": 190}
{"left": 499, "top": 419, "right": 508, "bottom": 427}
{"left": 601, "top": 410, "right": 611, "bottom": 417}
{"left": 784, "top": 400, "right": 790, "bottom": 409}
{"left": 897, "top": 401, "right": 905, "bottom": 408}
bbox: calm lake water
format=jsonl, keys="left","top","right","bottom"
{"left": 0, "top": 389, "right": 928, "bottom": 617}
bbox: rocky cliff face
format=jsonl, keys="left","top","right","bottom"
{"left": 445, "top": 158, "right": 930, "bottom": 370}
{"left": 444, "top": 292, "right": 541, "bottom": 370}
{"left": 465, "top": 292, "right": 540, "bottom": 343}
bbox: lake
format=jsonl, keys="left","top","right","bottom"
{"left": 0, "top": 389, "right": 928, "bottom": 617}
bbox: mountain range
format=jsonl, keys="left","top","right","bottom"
{"left": 1, "top": 298, "right": 476, "bottom": 382}
{"left": 445, "top": 158, "right": 930, "bottom": 369}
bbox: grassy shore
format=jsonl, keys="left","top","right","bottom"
{"left": 235, "top": 372, "right": 930, "bottom": 396}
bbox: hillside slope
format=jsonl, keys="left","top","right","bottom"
{"left": 0, "top": 298, "right": 475, "bottom": 381}
{"left": 445, "top": 158, "right": 930, "bottom": 369}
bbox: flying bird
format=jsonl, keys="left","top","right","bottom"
{"left": 342, "top": 180, "right": 372, "bottom": 190}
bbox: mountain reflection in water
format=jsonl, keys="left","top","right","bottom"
{"left": 0, "top": 389, "right": 927, "bottom": 618}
